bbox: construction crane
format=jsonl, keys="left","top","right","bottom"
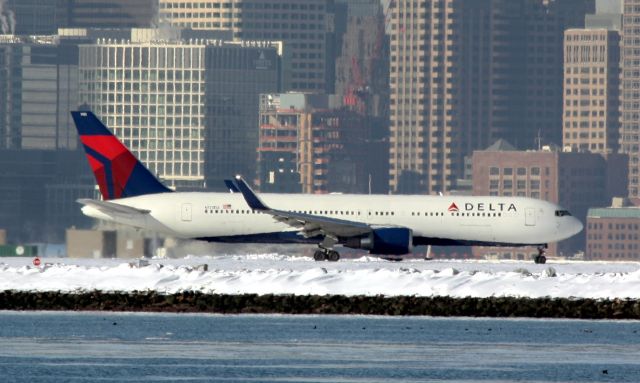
{"left": 343, "top": 0, "right": 393, "bottom": 114}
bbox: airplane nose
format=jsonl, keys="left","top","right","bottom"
{"left": 570, "top": 217, "right": 583, "bottom": 236}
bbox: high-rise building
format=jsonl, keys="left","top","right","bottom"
{"left": 0, "top": 35, "right": 80, "bottom": 150}
{"left": 389, "top": 0, "right": 455, "bottom": 194}
{"left": 563, "top": 28, "right": 620, "bottom": 153}
{"left": 388, "top": 0, "right": 594, "bottom": 195}
{"left": 6, "top": 0, "right": 157, "bottom": 35}
{"left": 621, "top": 0, "right": 640, "bottom": 197}
{"left": 6, "top": 0, "right": 60, "bottom": 35}
{"left": 159, "top": 0, "right": 335, "bottom": 93}
{"left": 204, "top": 41, "right": 282, "bottom": 190}
{"left": 78, "top": 30, "right": 207, "bottom": 189}
{"left": 77, "top": 29, "right": 281, "bottom": 190}
{"left": 522, "top": 0, "right": 595, "bottom": 147}
{"left": 334, "top": 0, "right": 388, "bottom": 118}
{"left": 62, "top": 0, "right": 157, "bottom": 29}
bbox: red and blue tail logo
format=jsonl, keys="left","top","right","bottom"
{"left": 71, "top": 111, "right": 171, "bottom": 200}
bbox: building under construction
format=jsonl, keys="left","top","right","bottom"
{"left": 257, "top": 93, "right": 387, "bottom": 195}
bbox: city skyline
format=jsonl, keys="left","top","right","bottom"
{"left": 0, "top": 0, "right": 634, "bottom": 260}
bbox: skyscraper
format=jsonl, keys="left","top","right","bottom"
{"left": 388, "top": 0, "right": 594, "bottom": 195}
{"left": 159, "top": 0, "right": 335, "bottom": 93}
{"left": 78, "top": 32, "right": 207, "bottom": 189}
{"left": 0, "top": 35, "right": 80, "bottom": 150}
{"left": 621, "top": 0, "right": 640, "bottom": 196}
{"left": 521, "top": 0, "right": 595, "bottom": 148}
{"left": 62, "top": 0, "right": 157, "bottom": 29}
{"left": 203, "top": 41, "right": 282, "bottom": 189}
{"left": 334, "top": 0, "right": 388, "bottom": 118}
{"left": 77, "top": 28, "right": 281, "bottom": 190}
{"left": 388, "top": 0, "right": 503, "bottom": 194}
{"left": 563, "top": 28, "right": 620, "bottom": 153}
{"left": 6, "top": 0, "right": 157, "bottom": 35}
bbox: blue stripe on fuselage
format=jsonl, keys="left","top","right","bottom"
{"left": 197, "top": 233, "right": 543, "bottom": 248}
{"left": 197, "top": 232, "right": 322, "bottom": 244}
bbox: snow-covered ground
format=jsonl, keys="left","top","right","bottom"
{"left": 1, "top": 254, "right": 640, "bottom": 299}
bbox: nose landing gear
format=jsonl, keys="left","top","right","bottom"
{"left": 533, "top": 245, "right": 547, "bottom": 264}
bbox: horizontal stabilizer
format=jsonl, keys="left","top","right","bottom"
{"left": 77, "top": 198, "right": 150, "bottom": 216}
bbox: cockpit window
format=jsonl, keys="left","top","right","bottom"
{"left": 555, "top": 210, "right": 571, "bottom": 217}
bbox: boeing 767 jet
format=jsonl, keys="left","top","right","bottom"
{"left": 71, "top": 111, "right": 583, "bottom": 263}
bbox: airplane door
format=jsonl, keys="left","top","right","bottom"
{"left": 525, "top": 207, "right": 536, "bottom": 226}
{"left": 181, "top": 203, "right": 192, "bottom": 222}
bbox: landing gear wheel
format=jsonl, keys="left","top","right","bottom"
{"left": 313, "top": 250, "right": 326, "bottom": 261}
{"left": 326, "top": 250, "right": 340, "bottom": 262}
{"left": 534, "top": 255, "right": 547, "bottom": 264}
{"left": 534, "top": 245, "right": 547, "bottom": 264}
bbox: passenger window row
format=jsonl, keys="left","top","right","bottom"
{"left": 450, "top": 212, "right": 502, "bottom": 217}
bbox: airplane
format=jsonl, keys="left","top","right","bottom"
{"left": 71, "top": 110, "right": 583, "bottom": 264}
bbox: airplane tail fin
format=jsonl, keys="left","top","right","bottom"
{"left": 71, "top": 111, "right": 171, "bottom": 200}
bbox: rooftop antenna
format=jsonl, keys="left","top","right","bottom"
{"left": 535, "top": 129, "right": 542, "bottom": 151}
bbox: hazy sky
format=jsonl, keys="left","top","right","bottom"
{"left": 596, "top": 0, "right": 622, "bottom": 13}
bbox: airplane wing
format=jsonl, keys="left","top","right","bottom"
{"left": 77, "top": 198, "right": 151, "bottom": 216}
{"left": 233, "top": 176, "right": 372, "bottom": 238}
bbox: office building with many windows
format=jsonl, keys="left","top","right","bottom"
{"left": 6, "top": 0, "right": 157, "bottom": 35}
{"left": 0, "top": 35, "right": 80, "bottom": 150}
{"left": 388, "top": 0, "right": 594, "bottom": 195}
{"left": 621, "top": 0, "right": 640, "bottom": 197}
{"left": 78, "top": 29, "right": 282, "bottom": 190}
{"left": 586, "top": 200, "right": 640, "bottom": 261}
{"left": 159, "top": 0, "right": 335, "bottom": 93}
{"left": 78, "top": 32, "right": 207, "bottom": 188}
{"left": 204, "top": 41, "right": 282, "bottom": 189}
{"left": 563, "top": 28, "right": 620, "bottom": 153}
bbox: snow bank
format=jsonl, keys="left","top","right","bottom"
{"left": 1, "top": 255, "right": 640, "bottom": 299}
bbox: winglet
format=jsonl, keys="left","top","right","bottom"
{"left": 234, "top": 175, "right": 269, "bottom": 210}
{"left": 224, "top": 179, "right": 240, "bottom": 193}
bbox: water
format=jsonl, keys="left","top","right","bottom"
{"left": 0, "top": 312, "right": 639, "bottom": 382}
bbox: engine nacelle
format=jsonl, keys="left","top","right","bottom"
{"left": 345, "top": 227, "right": 413, "bottom": 255}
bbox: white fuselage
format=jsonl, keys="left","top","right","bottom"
{"left": 82, "top": 192, "right": 583, "bottom": 249}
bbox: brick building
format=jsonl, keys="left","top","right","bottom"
{"left": 258, "top": 93, "right": 386, "bottom": 194}
{"left": 586, "top": 199, "right": 640, "bottom": 260}
{"left": 472, "top": 141, "right": 627, "bottom": 259}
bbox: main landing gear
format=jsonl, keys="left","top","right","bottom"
{"left": 313, "top": 249, "right": 340, "bottom": 262}
{"left": 313, "top": 236, "right": 340, "bottom": 262}
{"left": 533, "top": 245, "right": 547, "bottom": 264}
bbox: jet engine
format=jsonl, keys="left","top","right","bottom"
{"left": 345, "top": 227, "right": 413, "bottom": 255}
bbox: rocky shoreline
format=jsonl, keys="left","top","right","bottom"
{"left": 1, "top": 290, "right": 640, "bottom": 319}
